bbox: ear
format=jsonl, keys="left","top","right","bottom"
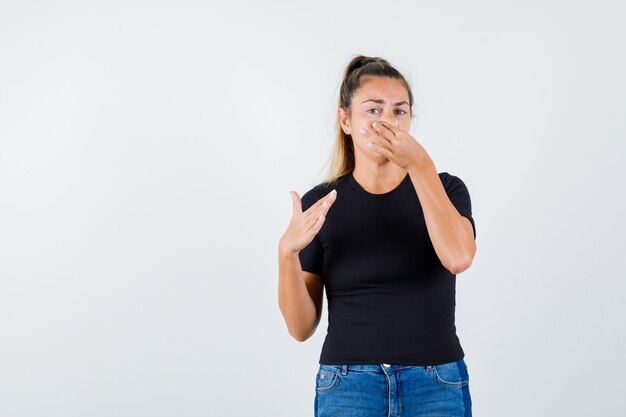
{"left": 338, "top": 107, "right": 351, "bottom": 135}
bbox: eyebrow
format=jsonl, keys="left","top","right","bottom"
{"left": 361, "top": 99, "right": 409, "bottom": 106}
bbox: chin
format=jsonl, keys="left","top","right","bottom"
{"left": 369, "top": 152, "right": 389, "bottom": 162}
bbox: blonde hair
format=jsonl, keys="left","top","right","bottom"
{"left": 319, "top": 55, "right": 415, "bottom": 187}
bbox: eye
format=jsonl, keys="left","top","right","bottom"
{"left": 395, "top": 109, "right": 407, "bottom": 115}
{"left": 367, "top": 109, "right": 381, "bottom": 114}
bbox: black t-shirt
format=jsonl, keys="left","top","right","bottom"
{"left": 298, "top": 170, "right": 476, "bottom": 366}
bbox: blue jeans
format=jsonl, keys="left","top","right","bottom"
{"left": 314, "top": 358, "right": 472, "bottom": 417}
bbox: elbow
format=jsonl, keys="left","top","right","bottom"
{"left": 290, "top": 329, "right": 312, "bottom": 343}
{"left": 447, "top": 243, "right": 476, "bottom": 275}
{"left": 280, "top": 318, "right": 312, "bottom": 342}
{"left": 447, "top": 256, "right": 474, "bottom": 275}
{"left": 288, "top": 319, "right": 318, "bottom": 342}
{"left": 449, "top": 264, "right": 469, "bottom": 275}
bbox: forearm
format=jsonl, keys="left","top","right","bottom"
{"left": 277, "top": 246, "right": 318, "bottom": 342}
{"left": 408, "top": 159, "right": 476, "bottom": 274}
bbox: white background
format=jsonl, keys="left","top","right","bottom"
{"left": 1, "top": 1, "right": 624, "bottom": 416}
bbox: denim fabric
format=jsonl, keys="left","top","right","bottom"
{"left": 314, "top": 358, "right": 472, "bottom": 417}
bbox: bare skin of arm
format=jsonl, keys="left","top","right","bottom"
{"left": 277, "top": 248, "right": 324, "bottom": 342}
{"left": 364, "top": 120, "right": 476, "bottom": 274}
{"left": 408, "top": 160, "right": 476, "bottom": 274}
{"left": 278, "top": 189, "right": 336, "bottom": 342}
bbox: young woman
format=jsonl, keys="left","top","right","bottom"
{"left": 278, "top": 55, "right": 476, "bottom": 417}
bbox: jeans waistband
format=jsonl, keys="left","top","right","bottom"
{"left": 321, "top": 363, "right": 429, "bottom": 375}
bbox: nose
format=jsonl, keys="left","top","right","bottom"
{"left": 381, "top": 111, "right": 399, "bottom": 127}
{"left": 382, "top": 115, "right": 399, "bottom": 127}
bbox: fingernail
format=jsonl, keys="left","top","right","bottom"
{"left": 358, "top": 127, "right": 366, "bottom": 134}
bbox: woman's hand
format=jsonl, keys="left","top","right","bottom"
{"left": 359, "top": 121, "right": 432, "bottom": 173}
{"left": 279, "top": 189, "right": 337, "bottom": 255}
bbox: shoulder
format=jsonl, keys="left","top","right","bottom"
{"left": 438, "top": 171, "right": 469, "bottom": 191}
{"left": 300, "top": 175, "right": 348, "bottom": 210}
{"left": 300, "top": 183, "right": 331, "bottom": 211}
{"left": 300, "top": 186, "right": 322, "bottom": 210}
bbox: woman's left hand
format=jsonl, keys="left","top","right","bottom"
{"left": 359, "top": 121, "right": 432, "bottom": 173}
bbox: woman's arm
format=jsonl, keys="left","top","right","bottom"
{"left": 277, "top": 245, "right": 323, "bottom": 342}
{"left": 408, "top": 160, "right": 477, "bottom": 274}
{"left": 277, "top": 188, "right": 335, "bottom": 341}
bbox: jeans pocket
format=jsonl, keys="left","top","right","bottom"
{"left": 432, "top": 359, "right": 469, "bottom": 388}
{"left": 315, "top": 365, "right": 341, "bottom": 393}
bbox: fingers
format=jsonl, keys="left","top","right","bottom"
{"left": 291, "top": 188, "right": 335, "bottom": 215}
{"left": 362, "top": 129, "right": 392, "bottom": 154}
{"left": 369, "top": 141, "right": 394, "bottom": 160}
{"left": 372, "top": 121, "right": 396, "bottom": 143}
{"left": 306, "top": 190, "right": 336, "bottom": 234}
{"left": 374, "top": 121, "right": 398, "bottom": 137}
{"left": 307, "top": 208, "right": 327, "bottom": 236}
{"left": 360, "top": 125, "right": 392, "bottom": 147}
{"left": 307, "top": 189, "right": 337, "bottom": 215}
{"left": 290, "top": 191, "right": 302, "bottom": 214}
{"left": 303, "top": 189, "right": 337, "bottom": 229}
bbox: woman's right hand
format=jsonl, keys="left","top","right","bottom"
{"left": 279, "top": 188, "right": 337, "bottom": 255}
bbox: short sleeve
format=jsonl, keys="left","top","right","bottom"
{"left": 297, "top": 187, "right": 324, "bottom": 275}
{"left": 440, "top": 172, "right": 476, "bottom": 240}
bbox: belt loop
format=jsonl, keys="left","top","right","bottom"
{"left": 341, "top": 365, "right": 348, "bottom": 375}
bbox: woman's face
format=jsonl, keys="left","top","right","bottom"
{"left": 339, "top": 76, "right": 412, "bottom": 161}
